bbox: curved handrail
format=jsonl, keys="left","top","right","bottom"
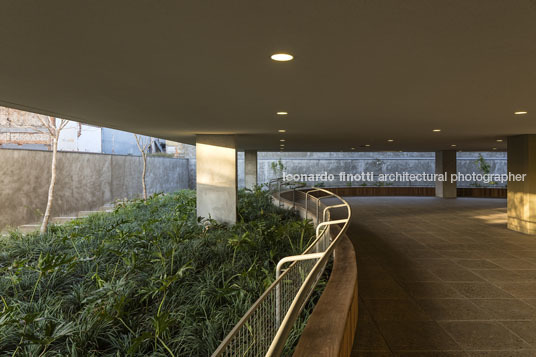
{"left": 212, "top": 180, "right": 352, "bottom": 357}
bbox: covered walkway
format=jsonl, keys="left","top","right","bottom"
{"left": 348, "top": 197, "right": 536, "bottom": 356}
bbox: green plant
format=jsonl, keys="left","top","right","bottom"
{"left": 270, "top": 159, "right": 286, "bottom": 178}
{"left": 473, "top": 153, "right": 496, "bottom": 186}
{"left": 0, "top": 189, "right": 319, "bottom": 356}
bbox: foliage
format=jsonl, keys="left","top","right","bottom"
{"left": 476, "top": 153, "right": 491, "bottom": 175}
{"left": 270, "top": 159, "right": 286, "bottom": 178}
{"left": 0, "top": 189, "right": 317, "bottom": 356}
{"left": 473, "top": 154, "right": 496, "bottom": 186}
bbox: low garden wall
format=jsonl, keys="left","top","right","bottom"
{"left": 277, "top": 190, "right": 358, "bottom": 356}
{"left": 317, "top": 186, "right": 506, "bottom": 198}
{"left": 0, "top": 148, "right": 189, "bottom": 229}
{"left": 293, "top": 228, "right": 358, "bottom": 357}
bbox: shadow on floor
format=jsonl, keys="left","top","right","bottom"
{"left": 333, "top": 197, "right": 536, "bottom": 357}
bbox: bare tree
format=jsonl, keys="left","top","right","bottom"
{"left": 38, "top": 117, "right": 69, "bottom": 233}
{"left": 134, "top": 134, "right": 151, "bottom": 200}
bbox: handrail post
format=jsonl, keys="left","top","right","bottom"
{"left": 316, "top": 198, "right": 319, "bottom": 223}
{"left": 305, "top": 192, "right": 309, "bottom": 220}
{"left": 275, "top": 252, "right": 324, "bottom": 328}
{"left": 278, "top": 180, "right": 281, "bottom": 207}
{"left": 212, "top": 186, "right": 352, "bottom": 357}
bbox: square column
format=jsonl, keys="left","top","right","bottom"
{"left": 244, "top": 150, "right": 258, "bottom": 190}
{"left": 507, "top": 135, "right": 536, "bottom": 234}
{"left": 435, "top": 150, "right": 457, "bottom": 198}
{"left": 196, "top": 135, "right": 237, "bottom": 224}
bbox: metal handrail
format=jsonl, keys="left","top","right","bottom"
{"left": 212, "top": 181, "right": 351, "bottom": 357}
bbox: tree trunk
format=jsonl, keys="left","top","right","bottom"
{"left": 141, "top": 152, "right": 147, "bottom": 200}
{"left": 41, "top": 136, "right": 58, "bottom": 233}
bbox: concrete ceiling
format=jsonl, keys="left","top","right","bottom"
{"left": 0, "top": 1, "right": 535, "bottom": 152}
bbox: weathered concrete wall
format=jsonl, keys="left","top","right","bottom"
{"left": 181, "top": 148, "right": 507, "bottom": 190}
{"left": 256, "top": 152, "right": 507, "bottom": 188}
{"left": 0, "top": 149, "right": 189, "bottom": 229}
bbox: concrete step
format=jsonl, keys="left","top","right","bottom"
{"left": 78, "top": 211, "right": 103, "bottom": 218}
{"left": 18, "top": 224, "right": 40, "bottom": 233}
{"left": 101, "top": 203, "right": 116, "bottom": 210}
{"left": 51, "top": 216, "right": 77, "bottom": 224}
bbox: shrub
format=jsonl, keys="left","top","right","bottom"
{"left": 0, "top": 189, "right": 317, "bottom": 356}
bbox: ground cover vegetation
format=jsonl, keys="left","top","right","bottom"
{"left": 0, "top": 188, "right": 322, "bottom": 356}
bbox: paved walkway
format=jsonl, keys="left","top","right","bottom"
{"left": 346, "top": 197, "right": 536, "bottom": 356}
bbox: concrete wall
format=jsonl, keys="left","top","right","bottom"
{"left": 0, "top": 149, "right": 189, "bottom": 229}
{"left": 256, "top": 152, "right": 507, "bottom": 188}
{"left": 181, "top": 148, "right": 507, "bottom": 190}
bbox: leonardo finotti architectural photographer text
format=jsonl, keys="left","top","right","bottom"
{"left": 283, "top": 171, "right": 527, "bottom": 184}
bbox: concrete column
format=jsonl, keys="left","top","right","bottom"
{"left": 507, "top": 135, "right": 536, "bottom": 234}
{"left": 435, "top": 150, "right": 457, "bottom": 198}
{"left": 196, "top": 135, "right": 237, "bottom": 224}
{"left": 244, "top": 150, "right": 258, "bottom": 190}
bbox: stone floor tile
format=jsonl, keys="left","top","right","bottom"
{"left": 396, "top": 353, "right": 468, "bottom": 357}
{"left": 494, "top": 282, "right": 536, "bottom": 299}
{"left": 439, "top": 321, "right": 531, "bottom": 350}
{"left": 465, "top": 351, "right": 536, "bottom": 356}
{"left": 351, "top": 352, "right": 393, "bottom": 357}
{"left": 501, "top": 321, "right": 536, "bottom": 346}
{"left": 417, "top": 299, "right": 488, "bottom": 321}
{"left": 447, "top": 282, "right": 514, "bottom": 299}
{"left": 377, "top": 321, "right": 461, "bottom": 351}
{"left": 487, "top": 259, "right": 536, "bottom": 270}
{"left": 453, "top": 259, "right": 501, "bottom": 270}
{"left": 511, "top": 270, "right": 536, "bottom": 281}
{"left": 401, "top": 282, "right": 464, "bottom": 299}
{"left": 364, "top": 299, "right": 431, "bottom": 321}
{"left": 389, "top": 268, "right": 441, "bottom": 283}
{"left": 429, "top": 268, "right": 484, "bottom": 282}
{"left": 353, "top": 318, "right": 391, "bottom": 351}
{"left": 359, "top": 279, "right": 410, "bottom": 299}
{"left": 472, "top": 270, "right": 523, "bottom": 282}
{"left": 470, "top": 299, "right": 536, "bottom": 320}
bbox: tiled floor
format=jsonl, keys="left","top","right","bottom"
{"left": 344, "top": 197, "right": 536, "bottom": 356}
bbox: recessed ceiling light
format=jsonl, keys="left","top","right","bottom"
{"left": 433, "top": 129, "right": 441, "bottom": 132}
{"left": 514, "top": 111, "right": 528, "bottom": 115}
{"left": 271, "top": 53, "right": 293, "bottom": 62}
{"left": 496, "top": 139, "right": 503, "bottom": 142}
{"left": 387, "top": 139, "right": 394, "bottom": 142}
{"left": 492, "top": 147, "right": 497, "bottom": 150}
{"left": 365, "top": 144, "right": 371, "bottom": 147}
{"left": 278, "top": 129, "right": 286, "bottom": 133}
{"left": 451, "top": 144, "right": 457, "bottom": 147}
{"left": 276, "top": 111, "right": 288, "bottom": 115}
{"left": 351, "top": 147, "right": 356, "bottom": 150}
{"left": 280, "top": 139, "right": 285, "bottom": 142}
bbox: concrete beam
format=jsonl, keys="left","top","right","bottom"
{"left": 435, "top": 150, "right": 457, "bottom": 198}
{"left": 244, "top": 150, "right": 258, "bottom": 190}
{"left": 507, "top": 135, "right": 536, "bottom": 234}
{"left": 196, "top": 135, "right": 237, "bottom": 224}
